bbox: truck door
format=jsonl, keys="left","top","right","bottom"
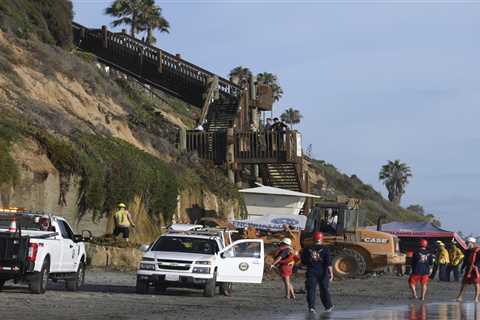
{"left": 216, "top": 239, "right": 264, "bottom": 284}
{"left": 57, "top": 220, "right": 76, "bottom": 272}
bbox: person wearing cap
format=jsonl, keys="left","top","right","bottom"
{"left": 113, "top": 203, "right": 136, "bottom": 242}
{"left": 301, "top": 231, "right": 334, "bottom": 313}
{"left": 449, "top": 240, "right": 464, "bottom": 282}
{"left": 456, "top": 237, "right": 480, "bottom": 302}
{"left": 437, "top": 241, "right": 450, "bottom": 281}
{"left": 271, "top": 238, "right": 299, "bottom": 299}
{"left": 408, "top": 239, "right": 434, "bottom": 300}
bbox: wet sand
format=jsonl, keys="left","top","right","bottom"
{"left": 0, "top": 270, "right": 477, "bottom": 320}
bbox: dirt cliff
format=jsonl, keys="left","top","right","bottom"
{"left": 0, "top": 30, "right": 243, "bottom": 244}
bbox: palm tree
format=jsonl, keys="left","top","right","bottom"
{"left": 280, "top": 108, "right": 303, "bottom": 129}
{"left": 138, "top": 0, "right": 170, "bottom": 45}
{"left": 257, "top": 72, "right": 283, "bottom": 102}
{"left": 229, "top": 66, "right": 252, "bottom": 84}
{"left": 379, "top": 160, "right": 412, "bottom": 205}
{"left": 105, "top": 0, "right": 144, "bottom": 37}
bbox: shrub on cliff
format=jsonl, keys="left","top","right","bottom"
{"left": 0, "top": 0, "right": 73, "bottom": 48}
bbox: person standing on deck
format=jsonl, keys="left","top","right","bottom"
{"left": 301, "top": 232, "right": 334, "bottom": 314}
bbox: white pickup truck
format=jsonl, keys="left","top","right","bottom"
{"left": 0, "top": 209, "right": 87, "bottom": 294}
{"left": 136, "top": 225, "right": 264, "bottom": 297}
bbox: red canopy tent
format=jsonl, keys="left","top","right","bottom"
{"left": 369, "top": 221, "right": 467, "bottom": 250}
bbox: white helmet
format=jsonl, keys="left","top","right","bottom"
{"left": 467, "top": 237, "right": 477, "bottom": 244}
{"left": 281, "top": 238, "right": 292, "bottom": 246}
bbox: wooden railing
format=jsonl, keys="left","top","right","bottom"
{"left": 185, "top": 131, "right": 227, "bottom": 164}
{"left": 72, "top": 22, "right": 241, "bottom": 108}
{"left": 235, "top": 130, "right": 300, "bottom": 164}
{"left": 184, "top": 130, "right": 301, "bottom": 165}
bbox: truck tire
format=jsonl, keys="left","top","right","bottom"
{"left": 219, "top": 282, "right": 232, "bottom": 296}
{"left": 66, "top": 262, "right": 86, "bottom": 291}
{"left": 332, "top": 248, "right": 367, "bottom": 279}
{"left": 154, "top": 283, "right": 167, "bottom": 293}
{"left": 203, "top": 272, "right": 217, "bottom": 297}
{"left": 0, "top": 280, "right": 5, "bottom": 290}
{"left": 136, "top": 277, "right": 149, "bottom": 294}
{"left": 29, "top": 259, "right": 50, "bottom": 294}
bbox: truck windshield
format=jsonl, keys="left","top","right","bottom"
{"left": 151, "top": 236, "right": 219, "bottom": 255}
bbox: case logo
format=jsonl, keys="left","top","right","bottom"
{"left": 363, "top": 237, "right": 388, "bottom": 244}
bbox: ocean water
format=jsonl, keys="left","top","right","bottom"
{"left": 272, "top": 302, "right": 480, "bottom": 320}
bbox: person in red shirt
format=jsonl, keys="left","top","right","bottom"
{"left": 409, "top": 239, "right": 434, "bottom": 300}
{"left": 271, "top": 238, "right": 299, "bottom": 299}
{"left": 456, "top": 237, "right": 480, "bottom": 302}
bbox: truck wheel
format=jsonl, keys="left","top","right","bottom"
{"left": 136, "top": 277, "right": 149, "bottom": 294}
{"left": 154, "top": 283, "right": 167, "bottom": 293}
{"left": 29, "top": 259, "right": 50, "bottom": 294}
{"left": 66, "top": 262, "right": 86, "bottom": 291}
{"left": 203, "top": 272, "right": 217, "bottom": 297}
{"left": 0, "top": 280, "right": 5, "bottom": 290}
{"left": 219, "top": 282, "right": 232, "bottom": 296}
{"left": 333, "top": 248, "right": 367, "bottom": 279}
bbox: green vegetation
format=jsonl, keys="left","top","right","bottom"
{"left": 280, "top": 107, "right": 303, "bottom": 130}
{"left": 105, "top": 0, "right": 170, "bottom": 44}
{"left": 256, "top": 72, "right": 283, "bottom": 103}
{"left": 0, "top": 0, "right": 73, "bottom": 48}
{"left": 310, "top": 159, "right": 427, "bottom": 225}
{"left": 0, "top": 111, "right": 179, "bottom": 223}
{"left": 229, "top": 66, "right": 252, "bottom": 83}
{"left": 379, "top": 159, "right": 413, "bottom": 205}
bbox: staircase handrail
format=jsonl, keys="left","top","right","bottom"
{"left": 72, "top": 22, "right": 241, "bottom": 98}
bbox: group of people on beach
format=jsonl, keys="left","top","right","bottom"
{"left": 269, "top": 234, "right": 480, "bottom": 314}
{"left": 270, "top": 231, "right": 334, "bottom": 314}
{"left": 409, "top": 237, "right": 480, "bottom": 302}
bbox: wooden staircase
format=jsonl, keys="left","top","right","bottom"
{"left": 262, "top": 163, "right": 302, "bottom": 192}
{"left": 205, "top": 98, "right": 239, "bottom": 132}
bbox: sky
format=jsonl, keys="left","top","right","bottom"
{"left": 71, "top": 0, "right": 480, "bottom": 235}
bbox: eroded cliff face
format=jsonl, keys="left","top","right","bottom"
{"left": 0, "top": 32, "right": 244, "bottom": 243}
{"left": 0, "top": 138, "right": 242, "bottom": 244}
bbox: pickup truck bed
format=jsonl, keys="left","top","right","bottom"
{"left": 0, "top": 211, "right": 88, "bottom": 294}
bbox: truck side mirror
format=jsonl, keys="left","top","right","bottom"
{"left": 139, "top": 244, "right": 150, "bottom": 252}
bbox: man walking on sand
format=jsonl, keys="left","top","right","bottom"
{"left": 409, "top": 239, "right": 434, "bottom": 301}
{"left": 456, "top": 237, "right": 480, "bottom": 302}
{"left": 113, "top": 203, "right": 136, "bottom": 242}
{"left": 301, "top": 231, "right": 334, "bottom": 314}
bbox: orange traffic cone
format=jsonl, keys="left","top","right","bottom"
{"left": 8, "top": 215, "right": 17, "bottom": 233}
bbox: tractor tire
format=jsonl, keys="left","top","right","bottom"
{"left": 332, "top": 248, "right": 367, "bottom": 279}
{"left": 29, "top": 259, "right": 50, "bottom": 294}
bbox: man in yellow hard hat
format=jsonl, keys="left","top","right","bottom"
{"left": 449, "top": 240, "right": 465, "bottom": 282}
{"left": 437, "top": 241, "right": 450, "bottom": 281}
{"left": 113, "top": 203, "right": 136, "bottom": 241}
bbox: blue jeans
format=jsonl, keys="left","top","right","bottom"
{"left": 306, "top": 270, "right": 333, "bottom": 310}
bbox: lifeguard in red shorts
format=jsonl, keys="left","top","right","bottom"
{"left": 408, "top": 239, "right": 434, "bottom": 300}
{"left": 456, "top": 237, "right": 480, "bottom": 302}
{"left": 271, "top": 238, "right": 299, "bottom": 299}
